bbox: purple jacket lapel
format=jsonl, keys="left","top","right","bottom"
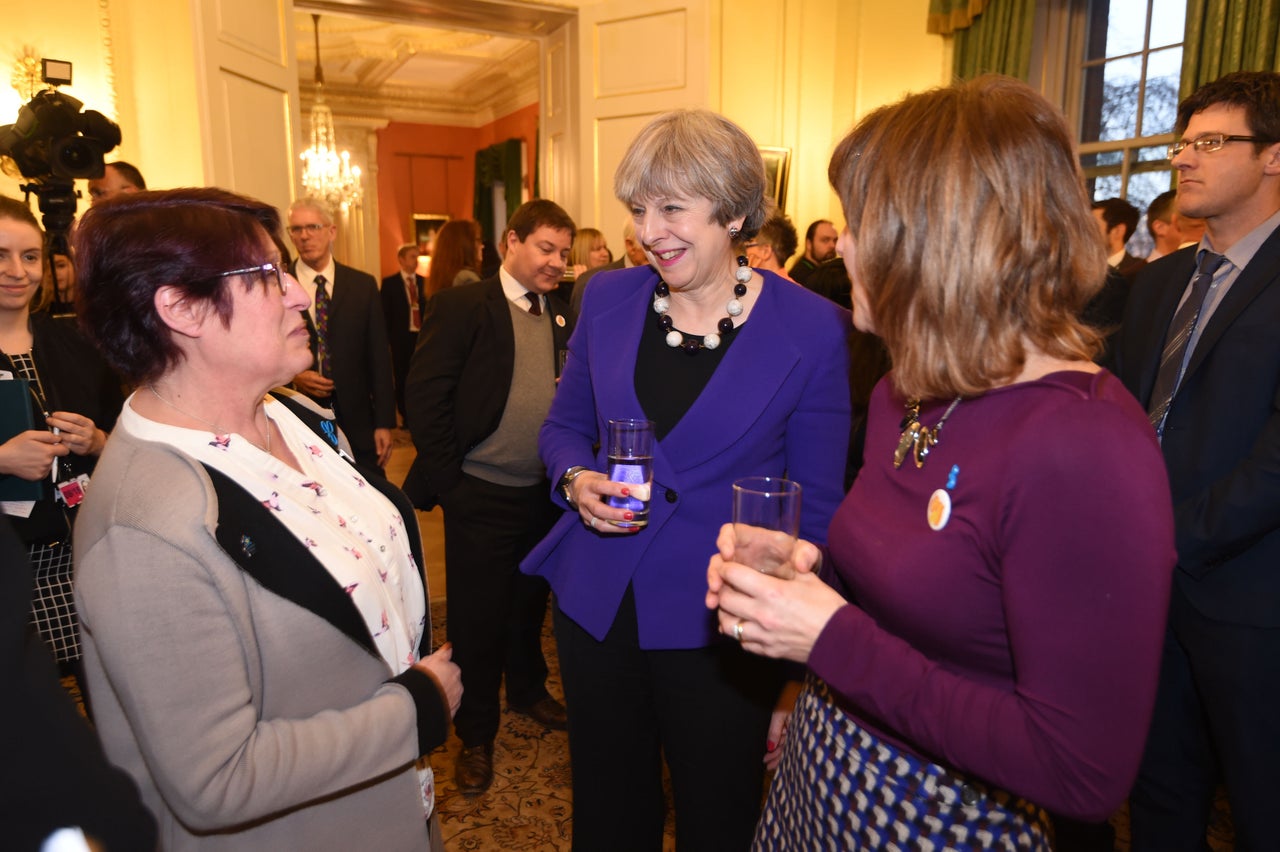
{"left": 586, "top": 270, "right": 802, "bottom": 475}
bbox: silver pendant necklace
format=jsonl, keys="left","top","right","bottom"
{"left": 148, "top": 385, "right": 272, "bottom": 455}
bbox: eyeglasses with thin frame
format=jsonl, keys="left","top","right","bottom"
{"left": 1166, "top": 133, "right": 1273, "bottom": 160}
{"left": 214, "top": 262, "right": 288, "bottom": 296}
{"left": 287, "top": 223, "right": 328, "bottom": 236}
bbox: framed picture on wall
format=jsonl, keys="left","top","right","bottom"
{"left": 412, "top": 214, "right": 450, "bottom": 251}
{"left": 759, "top": 147, "right": 792, "bottom": 210}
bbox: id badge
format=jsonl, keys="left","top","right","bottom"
{"left": 55, "top": 474, "right": 90, "bottom": 507}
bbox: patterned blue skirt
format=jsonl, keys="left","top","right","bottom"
{"left": 754, "top": 678, "right": 1051, "bottom": 851}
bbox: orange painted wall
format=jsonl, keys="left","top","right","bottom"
{"left": 375, "top": 102, "right": 540, "bottom": 277}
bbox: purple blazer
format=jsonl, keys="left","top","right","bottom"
{"left": 521, "top": 265, "right": 852, "bottom": 649}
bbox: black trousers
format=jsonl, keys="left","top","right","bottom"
{"left": 555, "top": 588, "right": 783, "bottom": 852}
{"left": 440, "top": 473, "right": 559, "bottom": 747}
{"left": 1129, "top": 585, "right": 1280, "bottom": 851}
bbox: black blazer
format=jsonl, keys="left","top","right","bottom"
{"left": 1111, "top": 225, "right": 1280, "bottom": 626}
{"left": 292, "top": 260, "right": 396, "bottom": 462}
{"left": 0, "top": 312, "right": 123, "bottom": 545}
{"left": 0, "top": 518, "right": 157, "bottom": 851}
{"left": 402, "top": 276, "right": 575, "bottom": 509}
{"left": 380, "top": 271, "right": 426, "bottom": 356}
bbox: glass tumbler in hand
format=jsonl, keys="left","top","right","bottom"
{"left": 606, "top": 418, "right": 654, "bottom": 529}
{"left": 731, "top": 477, "right": 802, "bottom": 579}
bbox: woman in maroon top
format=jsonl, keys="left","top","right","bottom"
{"left": 707, "top": 77, "right": 1177, "bottom": 849}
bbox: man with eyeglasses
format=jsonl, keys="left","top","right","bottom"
{"left": 1111, "top": 71, "right": 1280, "bottom": 851}
{"left": 286, "top": 198, "right": 395, "bottom": 471}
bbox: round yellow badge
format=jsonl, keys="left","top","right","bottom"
{"left": 927, "top": 488, "right": 951, "bottom": 531}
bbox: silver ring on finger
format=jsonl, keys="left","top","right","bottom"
{"left": 733, "top": 619, "right": 745, "bottom": 643}
{"left": 589, "top": 516, "right": 598, "bottom": 529}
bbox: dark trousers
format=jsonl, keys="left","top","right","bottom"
{"left": 440, "top": 473, "right": 558, "bottom": 747}
{"left": 554, "top": 588, "right": 782, "bottom": 852}
{"left": 1129, "top": 585, "right": 1280, "bottom": 852}
{"left": 389, "top": 332, "right": 413, "bottom": 418}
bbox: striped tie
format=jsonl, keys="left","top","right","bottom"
{"left": 1147, "top": 250, "right": 1226, "bottom": 437}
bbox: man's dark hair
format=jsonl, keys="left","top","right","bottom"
{"left": 1092, "top": 198, "right": 1140, "bottom": 243}
{"left": 1176, "top": 71, "right": 1280, "bottom": 151}
{"left": 506, "top": 199, "right": 576, "bottom": 243}
{"left": 107, "top": 161, "right": 147, "bottom": 190}
{"left": 1146, "top": 189, "right": 1177, "bottom": 240}
{"left": 758, "top": 213, "right": 799, "bottom": 264}
{"left": 804, "top": 219, "right": 833, "bottom": 244}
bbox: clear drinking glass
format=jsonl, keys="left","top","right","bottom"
{"left": 606, "top": 418, "right": 654, "bottom": 528}
{"left": 731, "top": 477, "right": 802, "bottom": 579}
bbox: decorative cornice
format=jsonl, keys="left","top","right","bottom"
{"left": 98, "top": 0, "right": 119, "bottom": 119}
{"left": 299, "top": 41, "right": 540, "bottom": 127}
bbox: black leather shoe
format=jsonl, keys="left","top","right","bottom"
{"left": 511, "top": 696, "right": 568, "bottom": 731}
{"left": 456, "top": 743, "right": 494, "bottom": 795}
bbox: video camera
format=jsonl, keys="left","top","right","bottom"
{"left": 0, "top": 60, "right": 121, "bottom": 249}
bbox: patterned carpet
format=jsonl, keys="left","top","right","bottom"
{"left": 425, "top": 594, "right": 1235, "bottom": 851}
{"left": 426, "top": 601, "right": 676, "bottom": 851}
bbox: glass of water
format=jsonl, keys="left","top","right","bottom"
{"left": 606, "top": 418, "right": 654, "bottom": 529}
{"left": 731, "top": 477, "right": 802, "bottom": 578}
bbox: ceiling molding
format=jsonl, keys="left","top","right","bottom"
{"left": 295, "top": 0, "right": 576, "bottom": 39}
{"left": 295, "top": 1, "right": 557, "bottom": 125}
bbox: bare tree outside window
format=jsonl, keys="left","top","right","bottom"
{"left": 1077, "top": 0, "right": 1184, "bottom": 219}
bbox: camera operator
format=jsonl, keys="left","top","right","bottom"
{"left": 87, "top": 160, "right": 145, "bottom": 205}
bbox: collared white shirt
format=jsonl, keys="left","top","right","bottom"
{"left": 295, "top": 256, "right": 337, "bottom": 324}
{"left": 499, "top": 265, "right": 544, "bottom": 313}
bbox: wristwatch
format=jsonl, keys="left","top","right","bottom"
{"left": 558, "top": 465, "right": 591, "bottom": 509}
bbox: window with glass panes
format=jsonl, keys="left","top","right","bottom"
{"left": 1076, "top": 0, "right": 1184, "bottom": 217}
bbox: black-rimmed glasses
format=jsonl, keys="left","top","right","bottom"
{"left": 1167, "top": 133, "right": 1273, "bottom": 160}
{"left": 215, "top": 262, "right": 288, "bottom": 296}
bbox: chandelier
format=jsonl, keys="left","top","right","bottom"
{"left": 300, "top": 14, "right": 362, "bottom": 210}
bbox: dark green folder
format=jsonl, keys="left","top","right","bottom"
{"left": 0, "top": 379, "right": 42, "bottom": 501}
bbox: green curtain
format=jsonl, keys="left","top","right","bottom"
{"left": 928, "top": 0, "right": 989, "bottom": 34}
{"left": 951, "top": 0, "right": 1038, "bottom": 80}
{"left": 472, "top": 139, "right": 525, "bottom": 245}
{"left": 1180, "top": 0, "right": 1280, "bottom": 99}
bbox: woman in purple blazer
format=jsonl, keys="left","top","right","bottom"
{"left": 521, "top": 110, "right": 851, "bottom": 850}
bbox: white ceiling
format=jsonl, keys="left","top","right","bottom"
{"left": 294, "top": 0, "right": 577, "bottom": 125}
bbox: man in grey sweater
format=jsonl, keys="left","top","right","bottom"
{"left": 404, "top": 200, "right": 577, "bottom": 795}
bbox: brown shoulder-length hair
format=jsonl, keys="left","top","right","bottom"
{"left": 0, "top": 196, "right": 51, "bottom": 313}
{"left": 427, "top": 219, "right": 481, "bottom": 297}
{"left": 828, "top": 75, "right": 1107, "bottom": 400}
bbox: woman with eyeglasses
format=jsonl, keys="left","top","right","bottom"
{"left": 73, "top": 187, "right": 461, "bottom": 850}
{"left": 0, "top": 195, "right": 122, "bottom": 693}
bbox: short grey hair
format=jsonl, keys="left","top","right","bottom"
{"left": 614, "top": 109, "right": 771, "bottom": 241}
{"left": 289, "top": 197, "right": 333, "bottom": 226}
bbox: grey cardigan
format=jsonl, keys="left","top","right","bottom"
{"left": 75, "top": 421, "right": 447, "bottom": 851}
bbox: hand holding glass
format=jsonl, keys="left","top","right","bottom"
{"left": 606, "top": 419, "right": 653, "bottom": 529}
{"left": 731, "top": 477, "right": 802, "bottom": 579}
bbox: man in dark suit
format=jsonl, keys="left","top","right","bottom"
{"left": 1092, "top": 197, "right": 1147, "bottom": 281}
{"left": 287, "top": 199, "right": 396, "bottom": 471}
{"left": 381, "top": 243, "right": 426, "bottom": 419}
{"left": 1111, "top": 71, "right": 1280, "bottom": 851}
{"left": 404, "top": 199, "right": 576, "bottom": 795}
{"left": 787, "top": 218, "right": 838, "bottom": 284}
